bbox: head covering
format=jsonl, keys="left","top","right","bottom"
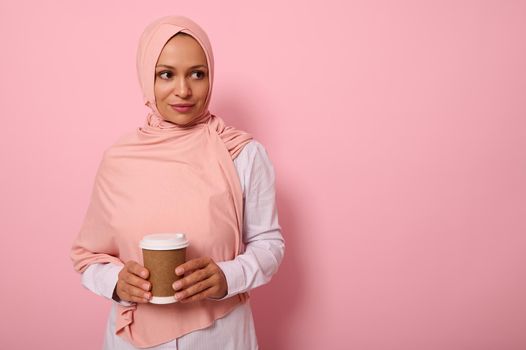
{"left": 71, "top": 16, "right": 251, "bottom": 347}
{"left": 137, "top": 15, "right": 215, "bottom": 128}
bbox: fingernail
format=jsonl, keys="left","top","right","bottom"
{"left": 141, "top": 271, "right": 147, "bottom": 278}
{"left": 144, "top": 292, "right": 151, "bottom": 299}
{"left": 175, "top": 267, "right": 183, "bottom": 275}
{"left": 172, "top": 281, "right": 181, "bottom": 290}
{"left": 143, "top": 283, "right": 150, "bottom": 290}
{"left": 174, "top": 293, "right": 182, "bottom": 300}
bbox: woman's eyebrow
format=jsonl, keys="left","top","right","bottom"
{"left": 155, "top": 64, "right": 208, "bottom": 70}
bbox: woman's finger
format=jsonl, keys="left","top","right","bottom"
{"left": 173, "top": 258, "right": 227, "bottom": 301}
{"left": 119, "top": 284, "right": 151, "bottom": 303}
{"left": 173, "top": 267, "right": 211, "bottom": 291}
{"left": 175, "top": 277, "right": 214, "bottom": 301}
{"left": 179, "top": 286, "right": 217, "bottom": 303}
{"left": 125, "top": 261, "right": 149, "bottom": 279}
{"left": 116, "top": 261, "right": 151, "bottom": 303}
{"left": 175, "top": 257, "right": 211, "bottom": 276}
{"left": 122, "top": 270, "right": 151, "bottom": 291}
{"left": 117, "top": 275, "right": 151, "bottom": 301}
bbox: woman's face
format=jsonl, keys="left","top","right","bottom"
{"left": 154, "top": 34, "right": 209, "bottom": 125}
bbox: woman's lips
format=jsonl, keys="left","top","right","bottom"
{"left": 170, "top": 103, "right": 195, "bottom": 113}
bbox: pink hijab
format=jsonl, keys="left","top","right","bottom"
{"left": 71, "top": 16, "right": 251, "bottom": 347}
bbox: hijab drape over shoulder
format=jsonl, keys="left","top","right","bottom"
{"left": 71, "top": 16, "right": 252, "bottom": 348}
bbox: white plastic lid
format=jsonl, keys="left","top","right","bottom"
{"left": 139, "top": 233, "right": 189, "bottom": 250}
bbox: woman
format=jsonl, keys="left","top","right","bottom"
{"left": 71, "top": 16, "right": 284, "bottom": 349}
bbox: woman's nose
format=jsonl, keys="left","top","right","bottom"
{"left": 174, "top": 78, "right": 191, "bottom": 98}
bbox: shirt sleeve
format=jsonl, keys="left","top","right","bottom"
{"left": 216, "top": 140, "right": 285, "bottom": 298}
{"left": 82, "top": 262, "right": 134, "bottom": 306}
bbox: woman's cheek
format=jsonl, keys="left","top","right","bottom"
{"left": 155, "top": 81, "right": 173, "bottom": 100}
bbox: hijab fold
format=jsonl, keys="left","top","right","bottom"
{"left": 71, "top": 16, "right": 252, "bottom": 348}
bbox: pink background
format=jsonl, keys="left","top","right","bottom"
{"left": 1, "top": 1, "right": 525, "bottom": 349}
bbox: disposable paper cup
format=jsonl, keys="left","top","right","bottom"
{"left": 140, "top": 233, "right": 189, "bottom": 304}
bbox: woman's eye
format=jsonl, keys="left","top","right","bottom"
{"left": 191, "top": 71, "right": 206, "bottom": 79}
{"left": 158, "top": 71, "right": 173, "bottom": 80}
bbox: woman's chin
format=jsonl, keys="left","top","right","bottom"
{"left": 163, "top": 114, "right": 199, "bottom": 126}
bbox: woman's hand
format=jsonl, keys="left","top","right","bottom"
{"left": 115, "top": 261, "right": 152, "bottom": 303}
{"left": 172, "top": 257, "right": 228, "bottom": 303}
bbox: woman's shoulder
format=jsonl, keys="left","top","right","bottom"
{"left": 237, "top": 139, "right": 265, "bottom": 159}
{"left": 234, "top": 139, "right": 276, "bottom": 194}
{"left": 235, "top": 139, "right": 274, "bottom": 169}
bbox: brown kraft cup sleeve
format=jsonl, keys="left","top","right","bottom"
{"left": 142, "top": 248, "right": 186, "bottom": 297}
